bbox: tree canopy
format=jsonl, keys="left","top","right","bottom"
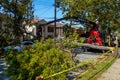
{"left": 59, "top": 0, "right": 120, "bottom": 32}
{"left": 0, "top": 0, "right": 34, "bottom": 46}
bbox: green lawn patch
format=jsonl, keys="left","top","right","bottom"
{"left": 78, "top": 56, "right": 116, "bottom": 80}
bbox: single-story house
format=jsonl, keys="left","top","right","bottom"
{"left": 37, "top": 21, "right": 66, "bottom": 38}
{"left": 36, "top": 19, "right": 47, "bottom": 38}
{"left": 47, "top": 22, "right": 66, "bottom": 38}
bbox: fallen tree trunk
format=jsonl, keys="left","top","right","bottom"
{"left": 77, "top": 43, "right": 110, "bottom": 51}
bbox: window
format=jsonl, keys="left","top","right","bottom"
{"left": 48, "top": 27, "right": 54, "bottom": 32}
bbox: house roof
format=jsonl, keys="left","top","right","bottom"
{"left": 32, "top": 18, "right": 40, "bottom": 23}
{"left": 38, "top": 19, "right": 47, "bottom": 24}
{"left": 30, "top": 18, "right": 66, "bottom": 28}
{"left": 71, "top": 25, "right": 83, "bottom": 29}
{"left": 47, "top": 22, "right": 66, "bottom": 27}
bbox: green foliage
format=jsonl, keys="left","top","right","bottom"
{"left": 6, "top": 39, "right": 74, "bottom": 80}
{"left": 62, "top": 38, "right": 79, "bottom": 49}
{"left": 59, "top": 0, "right": 120, "bottom": 32}
{"left": 78, "top": 37, "right": 86, "bottom": 43}
{"left": 0, "top": 0, "right": 34, "bottom": 44}
{"left": 61, "top": 31, "right": 85, "bottom": 49}
{"left": 79, "top": 56, "right": 115, "bottom": 80}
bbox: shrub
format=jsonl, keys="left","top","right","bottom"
{"left": 6, "top": 39, "right": 74, "bottom": 80}
{"left": 78, "top": 37, "right": 86, "bottom": 43}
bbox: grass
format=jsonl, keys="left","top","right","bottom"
{"left": 77, "top": 56, "right": 116, "bottom": 80}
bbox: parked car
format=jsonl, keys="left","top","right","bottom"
{"left": 20, "top": 41, "right": 35, "bottom": 49}
{"left": 2, "top": 46, "right": 18, "bottom": 52}
{"left": 56, "top": 36, "right": 64, "bottom": 41}
{"left": 2, "top": 41, "right": 35, "bottom": 52}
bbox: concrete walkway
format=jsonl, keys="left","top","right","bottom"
{"left": 98, "top": 48, "right": 120, "bottom": 80}
{"left": 98, "top": 59, "right": 120, "bottom": 80}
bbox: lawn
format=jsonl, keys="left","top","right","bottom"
{"left": 78, "top": 55, "right": 116, "bottom": 80}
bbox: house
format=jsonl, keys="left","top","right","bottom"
{"left": 37, "top": 21, "right": 66, "bottom": 38}
{"left": 37, "top": 19, "right": 47, "bottom": 39}
{"left": 47, "top": 22, "right": 66, "bottom": 38}
{"left": 71, "top": 25, "right": 84, "bottom": 33}
{"left": 71, "top": 25, "right": 86, "bottom": 38}
{"left": 24, "top": 18, "right": 66, "bottom": 40}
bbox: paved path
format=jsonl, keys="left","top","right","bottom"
{"left": 67, "top": 48, "right": 102, "bottom": 79}
{"left": 98, "top": 48, "right": 120, "bottom": 80}
{"left": 0, "top": 58, "right": 11, "bottom": 80}
{"left": 98, "top": 59, "right": 120, "bottom": 80}
{"left": 72, "top": 48, "right": 102, "bottom": 62}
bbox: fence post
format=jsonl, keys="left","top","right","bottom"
{"left": 114, "top": 36, "right": 119, "bottom": 58}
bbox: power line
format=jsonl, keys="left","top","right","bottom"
{"left": 34, "top": 10, "right": 63, "bottom": 21}
{"left": 34, "top": 7, "right": 53, "bottom": 17}
{"left": 33, "top": 0, "right": 63, "bottom": 22}
{"left": 35, "top": 3, "right": 53, "bottom": 7}
{"left": 38, "top": 17, "right": 54, "bottom": 19}
{"left": 34, "top": 6, "right": 51, "bottom": 11}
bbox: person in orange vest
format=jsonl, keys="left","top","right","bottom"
{"left": 86, "top": 23, "right": 103, "bottom": 46}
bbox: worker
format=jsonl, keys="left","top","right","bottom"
{"left": 86, "top": 23, "right": 103, "bottom": 46}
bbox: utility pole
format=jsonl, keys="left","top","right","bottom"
{"left": 54, "top": 0, "right": 57, "bottom": 37}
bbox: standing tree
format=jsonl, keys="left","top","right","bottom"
{"left": 0, "top": 0, "right": 34, "bottom": 45}
{"left": 59, "top": 0, "right": 120, "bottom": 32}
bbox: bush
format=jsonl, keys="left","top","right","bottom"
{"left": 6, "top": 39, "right": 74, "bottom": 80}
{"left": 78, "top": 38, "right": 86, "bottom": 43}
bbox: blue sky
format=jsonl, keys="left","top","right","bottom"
{"left": 33, "top": 0, "right": 63, "bottom": 21}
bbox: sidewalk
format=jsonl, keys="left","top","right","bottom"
{"left": 98, "top": 48, "right": 120, "bottom": 80}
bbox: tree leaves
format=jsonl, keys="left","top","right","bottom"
{"left": 6, "top": 39, "right": 74, "bottom": 80}
{"left": 59, "top": 0, "right": 120, "bottom": 32}
{"left": 0, "top": 0, "right": 34, "bottom": 45}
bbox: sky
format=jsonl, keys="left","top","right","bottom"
{"left": 33, "top": 0, "right": 83, "bottom": 27}
{"left": 33, "top": 0, "right": 63, "bottom": 21}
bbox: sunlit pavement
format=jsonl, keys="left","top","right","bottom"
{"left": 98, "top": 48, "right": 120, "bottom": 80}
{"left": 67, "top": 48, "right": 102, "bottom": 79}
